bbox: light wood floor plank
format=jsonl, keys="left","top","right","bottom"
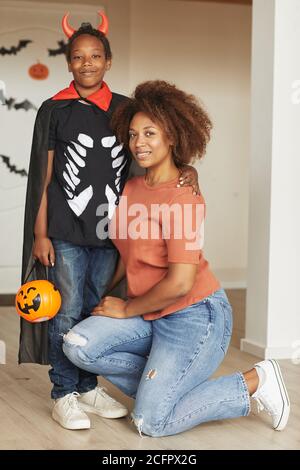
{"left": 0, "top": 304, "right": 299, "bottom": 450}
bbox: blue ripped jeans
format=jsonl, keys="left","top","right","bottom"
{"left": 48, "top": 239, "right": 118, "bottom": 399}
{"left": 63, "top": 289, "right": 250, "bottom": 436}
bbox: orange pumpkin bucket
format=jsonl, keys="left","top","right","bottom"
{"left": 16, "top": 279, "right": 61, "bottom": 323}
{"left": 16, "top": 261, "right": 61, "bottom": 323}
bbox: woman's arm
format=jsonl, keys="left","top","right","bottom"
{"left": 125, "top": 263, "right": 197, "bottom": 317}
{"left": 33, "top": 150, "right": 55, "bottom": 266}
{"left": 93, "top": 263, "right": 198, "bottom": 319}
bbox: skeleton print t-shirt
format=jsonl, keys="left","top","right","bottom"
{"left": 47, "top": 99, "right": 130, "bottom": 246}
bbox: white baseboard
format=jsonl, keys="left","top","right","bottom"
{"left": 241, "top": 338, "right": 296, "bottom": 360}
{"left": 240, "top": 339, "right": 265, "bottom": 358}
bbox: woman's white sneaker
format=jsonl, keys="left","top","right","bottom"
{"left": 78, "top": 386, "right": 128, "bottom": 419}
{"left": 52, "top": 392, "right": 91, "bottom": 430}
{"left": 252, "top": 359, "right": 290, "bottom": 431}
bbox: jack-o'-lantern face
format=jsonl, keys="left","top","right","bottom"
{"left": 28, "top": 61, "right": 49, "bottom": 80}
{"left": 17, "top": 286, "right": 41, "bottom": 315}
{"left": 15, "top": 280, "right": 61, "bottom": 323}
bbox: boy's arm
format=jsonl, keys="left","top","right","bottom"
{"left": 33, "top": 150, "right": 55, "bottom": 266}
{"left": 177, "top": 164, "right": 200, "bottom": 195}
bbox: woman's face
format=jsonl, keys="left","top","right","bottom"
{"left": 128, "top": 112, "right": 173, "bottom": 169}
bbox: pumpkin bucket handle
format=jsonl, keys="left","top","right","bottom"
{"left": 24, "top": 260, "right": 48, "bottom": 283}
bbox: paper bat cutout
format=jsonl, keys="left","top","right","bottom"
{"left": 48, "top": 40, "right": 67, "bottom": 56}
{"left": 4, "top": 97, "right": 37, "bottom": 111}
{"left": 0, "top": 40, "right": 32, "bottom": 56}
{"left": 0, "top": 154, "right": 28, "bottom": 177}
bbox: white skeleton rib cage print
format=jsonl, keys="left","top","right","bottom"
{"left": 62, "top": 133, "right": 126, "bottom": 219}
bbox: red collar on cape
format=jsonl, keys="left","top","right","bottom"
{"left": 51, "top": 81, "right": 112, "bottom": 111}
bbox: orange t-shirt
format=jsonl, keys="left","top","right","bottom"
{"left": 110, "top": 175, "right": 220, "bottom": 320}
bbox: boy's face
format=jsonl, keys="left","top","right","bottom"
{"left": 68, "top": 34, "right": 111, "bottom": 92}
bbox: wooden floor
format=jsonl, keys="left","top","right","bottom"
{"left": 0, "top": 297, "right": 299, "bottom": 450}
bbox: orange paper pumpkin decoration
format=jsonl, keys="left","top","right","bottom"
{"left": 28, "top": 61, "right": 49, "bottom": 80}
{"left": 15, "top": 280, "right": 61, "bottom": 323}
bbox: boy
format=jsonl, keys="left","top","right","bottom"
{"left": 19, "top": 13, "right": 199, "bottom": 430}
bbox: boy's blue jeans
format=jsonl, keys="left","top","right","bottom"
{"left": 48, "top": 238, "right": 118, "bottom": 400}
{"left": 63, "top": 289, "right": 250, "bottom": 436}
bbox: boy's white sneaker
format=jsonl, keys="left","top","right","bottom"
{"left": 252, "top": 359, "right": 290, "bottom": 431}
{"left": 78, "top": 386, "right": 128, "bottom": 419}
{"left": 52, "top": 392, "right": 91, "bottom": 430}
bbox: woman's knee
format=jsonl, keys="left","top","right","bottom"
{"left": 132, "top": 393, "right": 169, "bottom": 437}
{"left": 131, "top": 410, "right": 166, "bottom": 437}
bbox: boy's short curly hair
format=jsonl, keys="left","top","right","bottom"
{"left": 111, "top": 80, "right": 212, "bottom": 165}
{"left": 65, "top": 22, "right": 112, "bottom": 62}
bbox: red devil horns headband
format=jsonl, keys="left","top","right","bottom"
{"left": 62, "top": 11, "right": 109, "bottom": 38}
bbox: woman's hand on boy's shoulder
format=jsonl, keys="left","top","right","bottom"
{"left": 177, "top": 165, "right": 200, "bottom": 196}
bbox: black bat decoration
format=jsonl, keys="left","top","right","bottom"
{"left": 14, "top": 99, "right": 37, "bottom": 111}
{"left": 0, "top": 40, "right": 32, "bottom": 56}
{"left": 48, "top": 40, "right": 67, "bottom": 57}
{"left": 4, "top": 97, "right": 37, "bottom": 111}
{"left": 0, "top": 154, "right": 28, "bottom": 177}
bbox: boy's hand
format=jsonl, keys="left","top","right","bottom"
{"left": 33, "top": 236, "right": 55, "bottom": 267}
{"left": 177, "top": 165, "right": 200, "bottom": 195}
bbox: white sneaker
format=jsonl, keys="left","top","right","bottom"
{"left": 52, "top": 392, "right": 91, "bottom": 430}
{"left": 252, "top": 359, "right": 290, "bottom": 431}
{"left": 78, "top": 386, "right": 128, "bottom": 419}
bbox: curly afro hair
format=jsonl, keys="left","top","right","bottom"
{"left": 65, "top": 22, "right": 112, "bottom": 62}
{"left": 111, "top": 80, "right": 212, "bottom": 165}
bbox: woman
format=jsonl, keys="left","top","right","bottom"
{"left": 63, "top": 81, "right": 290, "bottom": 437}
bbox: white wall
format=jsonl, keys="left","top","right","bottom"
{"left": 242, "top": 0, "right": 300, "bottom": 359}
{"left": 0, "top": 0, "right": 251, "bottom": 292}
{"left": 269, "top": 0, "right": 300, "bottom": 358}
{"left": 98, "top": 0, "right": 131, "bottom": 94}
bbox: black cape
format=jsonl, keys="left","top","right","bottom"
{"left": 19, "top": 93, "right": 136, "bottom": 365}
